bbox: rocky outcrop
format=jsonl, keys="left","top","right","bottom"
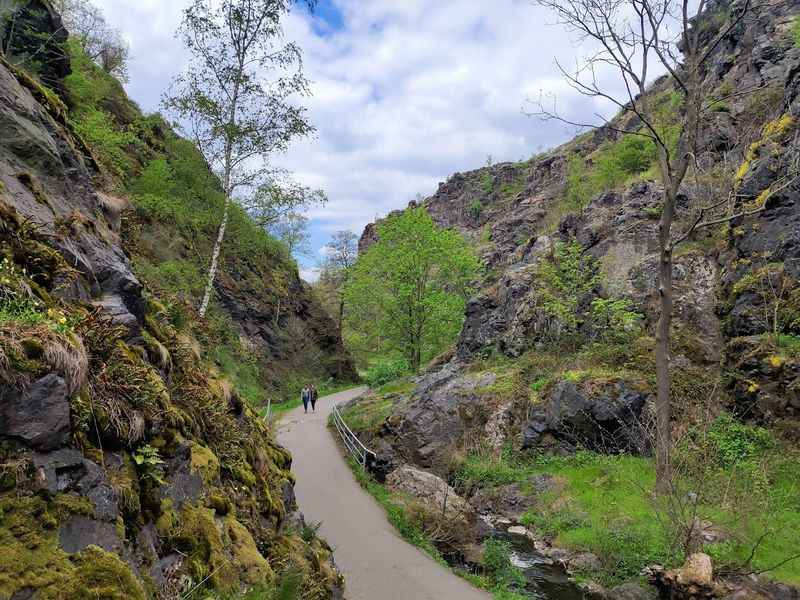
{"left": 357, "top": 0, "right": 800, "bottom": 474}
{"left": 1, "top": 0, "right": 71, "bottom": 92}
{"left": 0, "top": 374, "right": 70, "bottom": 450}
{"left": 522, "top": 380, "right": 652, "bottom": 454}
{"left": 378, "top": 362, "right": 498, "bottom": 469}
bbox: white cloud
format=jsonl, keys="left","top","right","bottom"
{"left": 299, "top": 267, "right": 321, "bottom": 283}
{"left": 92, "top": 0, "right": 651, "bottom": 264}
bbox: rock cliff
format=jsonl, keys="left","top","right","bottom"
{"left": 360, "top": 0, "right": 800, "bottom": 469}
{"left": 0, "top": 2, "right": 348, "bottom": 597}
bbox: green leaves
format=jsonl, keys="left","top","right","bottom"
{"left": 133, "top": 444, "right": 165, "bottom": 485}
{"left": 533, "top": 240, "right": 642, "bottom": 348}
{"left": 164, "top": 0, "right": 314, "bottom": 195}
{"left": 345, "top": 208, "right": 479, "bottom": 372}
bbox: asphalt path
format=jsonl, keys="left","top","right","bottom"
{"left": 277, "top": 387, "right": 490, "bottom": 600}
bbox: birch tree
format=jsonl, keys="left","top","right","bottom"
{"left": 164, "top": 0, "right": 315, "bottom": 318}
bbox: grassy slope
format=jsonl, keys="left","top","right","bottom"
{"left": 63, "top": 40, "right": 350, "bottom": 409}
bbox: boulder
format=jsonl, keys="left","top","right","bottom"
{"left": 59, "top": 516, "right": 123, "bottom": 554}
{"left": 469, "top": 474, "right": 555, "bottom": 520}
{"left": 387, "top": 363, "right": 498, "bottom": 468}
{"left": 607, "top": 582, "right": 658, "bottom": 600}
{"left": 386, "top": 464, "right": 475, "bottom": 525}
{"left": 32, "top": 448, "right": 84, "bottom": 493}
{"left": 522, "top": 380, "right": 651, "bottom": 454}
{"left": 0, "top": 374, "right": 70, "bottom": 450}
{"left": 649, "top": 553, "right": 718, "bottom": 599}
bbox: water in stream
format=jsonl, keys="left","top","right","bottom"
{"left": 488, "top": 521, "right": 599, "bottom": 600}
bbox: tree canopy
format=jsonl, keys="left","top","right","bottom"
{"left": 345, "top": 208, "right": 479, "bottom": 372}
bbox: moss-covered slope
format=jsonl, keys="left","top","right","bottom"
{"left": 0, "top": 2, "right": 347, "bottom": 597}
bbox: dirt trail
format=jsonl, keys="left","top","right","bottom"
{"left": 277, "top": 387, "right": 490, "bottom": 600}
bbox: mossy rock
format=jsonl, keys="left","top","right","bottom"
{"left": 60, "top": 545, "right": 146, "bottom": 600}
{"left": 158, "top": 502, "right": 273, "bottom": 592}
{"left": 189, "top": 442, "right": 221, "bottom": 486}
{"left": 0, "top": 494, "right": 144, "bottom": 600}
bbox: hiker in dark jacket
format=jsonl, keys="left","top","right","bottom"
{"left": 301, "top": 385, "right": 311, "bottom": 413}
{"left": 310, "top": 385, "right": 318, "bottom": 412}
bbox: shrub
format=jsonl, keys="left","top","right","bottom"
{"left": 364, "top": 357, "right": 410, "bottom": 387}
{"left": 707, "top": 412, "right": 774, "bottom": 466}
{"left": 793, "top": 16, "right": 800, "bottom": 48}
{"left": 483, "top": 539, "right": 526, "bottom": 590}
{"left": 470, "top": 199, "right": 483, "bottom": 219}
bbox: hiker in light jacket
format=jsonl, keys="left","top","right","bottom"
{"left": 301, "top": 385, "right": 311, "bottom": 414}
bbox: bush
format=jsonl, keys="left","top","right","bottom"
{"left": 793, "top": 16, "right": 800, "bottom": 48}
{"left": 483, "top": 539, "right": 526, "bottom": 591}
{"left": 708, "top": 412, "right": 774, "bottom": 466}
{"left": 364, "top": 357, "right": 410, "bottom": 388}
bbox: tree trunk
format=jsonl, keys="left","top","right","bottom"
{"left": 655, "top": 188, "right": 676, "bottom": 495}
{"left": 338, "top": 294, "right": 345, "bottom": 337}
{"left": 198, "top": 72, "right": 241, "bottom": 319}
{"left": 199, "top": 199, "right": 230, "bottom": 318}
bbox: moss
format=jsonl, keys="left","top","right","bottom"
{"left": 735, "top": 114, "right": 798, "bottom": 186}
{"left": 207, "top": 492, "right": 232, "bottom": 516}
{"left": 51, "top": 494, "right": 94, "bottom": 520}
{"left": 159, "top": 503, "right": 252, "bottom": 591}
{"left": 61, "top": 545, "right": 146, "bottom": 600}
{"left": 190, "top": 442, "right": 221, "bottom": 486}
{"left": 0, "top": 56, "right": 68, "bottom": 122}
{"left": 108, "top": 455, "right": 141, "bottom": 517}
{"left": 0, "top": 495, "right": 74, "bottom": 598}
{"left": 0, "top": 495, "right": 144, "bottom": 600}
{"left": 224, "top": 516, "right": 273, "bottom": 585}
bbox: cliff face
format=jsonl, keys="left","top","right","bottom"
{"left": 0, "top": 3, "right": 347, "bottom": 598}
{"left": 359, "top": 0, "right": 800, "bottom": 469}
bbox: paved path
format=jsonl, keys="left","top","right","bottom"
{"left": 277, "top": 387, "right": 490, "bottom": 600}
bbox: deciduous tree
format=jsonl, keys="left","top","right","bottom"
{"left": 164, "top": 0, "right": 315, "bottom": 318}
{"left": 345, "top": 208, "right": 479, "bottom": 373}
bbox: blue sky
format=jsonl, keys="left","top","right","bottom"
{"left": 94, "top": 0, "right": 622, "bottom": 281}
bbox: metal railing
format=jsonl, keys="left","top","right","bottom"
{"left": 331, "top": 401, "right": 376, "bottom": 469}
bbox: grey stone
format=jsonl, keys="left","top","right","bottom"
{"left": 58, "top": 516, "right": 122, "bottom": 554}
{"left": 1, "top": 375, "right": 70, "bottom": 451}
{"left": 522, "top": 380, "right": 651, "bottom": 454}
{"left": 32, "top": 448, "right": 83, "bottom": 493}
{"left": 606, "top": 582, "right": 658, "bottom": 600}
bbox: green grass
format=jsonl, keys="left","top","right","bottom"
{"left": 793, "top": 16, "right": 800, "bottom": 48}
{"left": 776, "top": 334, "right": 800, "bottom": 356}
{"left": 458, "top": 445, "right": 800, "bottom": 587}
{"left": 347, "top": 459, "right": 446, "bottom": 562}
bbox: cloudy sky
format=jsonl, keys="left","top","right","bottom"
{"left": 93, "top": 0, "right": 615, "bottom": 280}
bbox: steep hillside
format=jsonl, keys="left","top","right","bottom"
{"left": 0, "top": 2, "right": 348, "bottom": 598}
{"left": 351, "top": 0, "right": 800, "bottom": 596}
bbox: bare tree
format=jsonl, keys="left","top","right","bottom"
{"left": 320, "top": 230, "right": 359, "bottom": 336}
{"left": 53, "top": 0, "right": 129, "bottom": 81}
{"left": 527, "top": 0, "right": 800, "bottom": 492}
{"left": 270, "top": 212, "right": 312, "bottom": 257}
{"left": 164, "top": 0, "right": 315, "bottom": 318}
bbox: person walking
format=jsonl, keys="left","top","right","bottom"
{"left": 310, "top": 385, "right": 318, "bottom": 412}
{"left": 301, "top": 385, "right": 311, "bottom": 414}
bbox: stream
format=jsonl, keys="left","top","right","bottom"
{"left": 484, "top": 518, "right": 599, "bottom": 600}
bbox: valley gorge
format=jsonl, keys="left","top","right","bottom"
{"left": 1, "top": 0, "right": 800, "bottom": 599}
